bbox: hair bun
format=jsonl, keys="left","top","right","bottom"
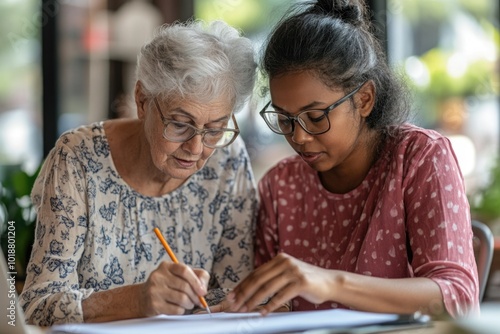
{"left": 310, "top": 0, "right": 367, "bottom": 28}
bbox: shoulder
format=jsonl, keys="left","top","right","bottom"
{"left": 381, "top": 124, "right": 462, "bottom": 180}
{"left": 31, "top": 123, "right": 106, "bottom": 202}
{"left": 45, "top": 122, "right": 109, "bottom": 172}
{"left": 396, "top": 123, "right": 448, "bottom": 142}
{"left": 386, "top": 123, "right": 454, "bottom": 159}
{"left": 260, "top": 154, "right": 310, "bottom": 184}
{"left": 56, "top": 122, "right": 107, "bottom": 153}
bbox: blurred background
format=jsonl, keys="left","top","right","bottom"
{"left": 0, "top": 0, "right": 500, "bottom": 299}
{"left": 1, "top": 0, "right": 499, "bottom": 184}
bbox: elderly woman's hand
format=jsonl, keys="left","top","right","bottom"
{"left": 139, "top": 261, "right": 210, "bottom": 316}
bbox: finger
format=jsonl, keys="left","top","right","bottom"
{"left": 193, "top": 268, "right": 210, "bottom": 294}
{"left": 142, "top": 283, "right": 190, "bottom": 316}
{"left": 209, "top": 300, "right": 229, "bottom": 313}
{"left": 145, "top": 263, "right": 200, "bottom": 314}
{"left": 231, "top": 260, "right": 280, "bottom": 297}
{"left": 235, "top": 269, "right": 293, "bottom": 313}
{"left": 192, "top": 308, "right": 208, "bottom": 314}
{"left": 226, "top": 273, "right": 263, "bottom": 311}
{"left": 148, "top": 300, "right": 186, "bottom": 316}
{"left": 259, "top": 282, "right": 298, "bottom": 315}
{"left": 228, "top": 258, "right": 290, "bottom": 311}
{"left": 167, "top": 263, "right": 207, "bottom": 307}
{"left": 158, "top": 288, "right": 197, "bottom": 312}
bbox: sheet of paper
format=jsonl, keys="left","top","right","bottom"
{"left": 48, "top": 309, "right": 401, "bottom": 334}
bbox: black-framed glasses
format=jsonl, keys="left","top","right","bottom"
{"left": 153, "top": 98, "right": 240, "bottom": 148}
{"left": 259, "top": 82, "right": 365, "bottom": 136}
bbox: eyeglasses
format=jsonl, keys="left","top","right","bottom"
{"left": 153, "top": 98, "right": 240, "bottom": 148}
{"left": 259, "top": 83, "right": 365, "bottom": 136}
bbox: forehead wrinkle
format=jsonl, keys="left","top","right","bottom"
{"left": 160, "top": 104, "right": 231, "bottom": 125}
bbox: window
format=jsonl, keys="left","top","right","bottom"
{"left": 0, "top": 0, "right": 42, "bottom": 173}
{"left": 387, "top": 0, "right": 499, "bottom": 194}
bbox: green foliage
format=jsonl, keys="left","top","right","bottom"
{"left": 0, "top": 0, "right": 39, "bottom": 102}
{"left": 459, "top": 0, "right": 493, "bottom": 19}
{"left": 193, "top": 0, "right": 293, "bottom": 36}
{"left": 395, "top": 0, "right": 450, "bottom": 23}
{"left": 418, "top": 49, "right": 495, "bottom": 100}
{"left": 470, "top": 158, "right": 500, "bottom": 222}
{"left": 395, "top": 0, "right": 493, "bottom": 23}
{"left": 0, "top": 163, "right": 41, "bottom": 276}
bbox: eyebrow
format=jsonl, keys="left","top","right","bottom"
{"left": 271, "top": 101, "right": 328, "bottom": 114}
{"left": 169, "top": 108, "right": 230, "bottom": 124}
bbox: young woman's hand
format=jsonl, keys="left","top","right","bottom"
{"left": 226, "top": 253, "right": 335, "bottom": 315}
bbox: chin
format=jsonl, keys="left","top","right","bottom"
{"left": 170, "top": 161, "right": 206, "bottom": 178}
{"left": 309, "top": 161, "right": 336, "bottom": 173}
{"left": 168, "top": 167, "right": 197, "bottom": 180}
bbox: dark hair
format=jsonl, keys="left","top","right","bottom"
{"left": 261, "top": 0, "right": 410, "bottom": 132}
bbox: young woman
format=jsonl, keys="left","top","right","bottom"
{"left": 226, "top": 0, "right": 478, "bottom": 319}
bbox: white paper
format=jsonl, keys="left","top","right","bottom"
{"left": 48, "top": 309, "right": 400, "bottom": 334}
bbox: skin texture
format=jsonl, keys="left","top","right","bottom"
{"left": 269, "top": 71, "right": 379, "bottom": 194}
{"left": 82, "top": 81, "right": 235, "bottom": 322}
{"left": 83, "top": 264, "right": 210, "bottom": 322}
{"left": 107, "top": 81, "right": 232, "bottom": 196}
{"left": 225, "top": 70, "right": 444, "bottom": 316}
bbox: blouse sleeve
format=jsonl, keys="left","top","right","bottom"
{"left": 403, "top": 135, "right": 479, "bottom": 317}
{"left": 254, "top": 171, "right": 280, "bottom": 268}
{"left": 205, "top": 143, "right": 258, "bottom": 305}
{"left": 20, "top": 139, "right": 93, "bottom": 326}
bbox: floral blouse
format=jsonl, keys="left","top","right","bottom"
{"left": 20, "top": 122, "right": 257, "bottom": 326}
{"left": 256, "top": 124, "right": 479, "bottom": 318}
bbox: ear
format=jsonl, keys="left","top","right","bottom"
{"left": 354, "top": 80, "right": 375, "bottom": 118}
{"left": 135, "top": 80, "right": 148, "bottom": 120}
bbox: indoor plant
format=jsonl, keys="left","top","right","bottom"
{"left": 0, "top": 163, "right": 41, "bottom": 278}
{"left": 470, "top": 157, "right": 500, "bottom": 236}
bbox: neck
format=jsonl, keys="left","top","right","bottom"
{"left": 320, "top": 130, "right": 382, "bottom": 194}
{"left": 106, "top": 119, "right": 183, "bottom": 197}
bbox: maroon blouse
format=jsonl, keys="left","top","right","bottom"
{"left": 255, "top": 124, "right": 479, "bottom": 318}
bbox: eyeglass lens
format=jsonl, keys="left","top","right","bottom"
{"left": 163, "top": 121, "right": 237, "bottom": 148}
{"left": 154, "top": 97, "right": 238, "bottom": 148}
{"left": 265, "top": 110, "right": 329, "bottom": 135}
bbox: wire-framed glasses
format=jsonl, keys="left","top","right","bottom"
{"left": 259, "top": 83, "right": 365, "bottom": 136}
{"left": 153, "top": 98, "right": 240, "bottom": 148}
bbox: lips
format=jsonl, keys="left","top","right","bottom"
{"left": 299, "top": 151, "right": 321, "bottom": 164}
{"left": 174, "top": 157, "right": 196, "bottom": 168}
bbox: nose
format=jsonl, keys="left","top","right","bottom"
{"left": 291, "top": 120, "right": 313, "bottom": 144}
{"left": 181, "top": 133, "right": 204, "bottom": 155}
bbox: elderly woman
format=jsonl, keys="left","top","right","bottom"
{"left": 20, "top": 20, "right": 257, "bottom": 326}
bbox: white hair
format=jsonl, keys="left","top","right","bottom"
{"left": 136, "top": 20, "right": 256, "bottom": 113}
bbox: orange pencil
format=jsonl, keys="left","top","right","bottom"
{"left": 153, "top": 227, "right": 211, "bottom": 314}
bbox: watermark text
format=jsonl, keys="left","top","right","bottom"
{"left": 6, "top": 221, "right": 17, "bottom": 326}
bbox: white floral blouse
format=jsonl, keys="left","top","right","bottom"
{"left": 19, "top": 122, "right": 258, "bottom": 326}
